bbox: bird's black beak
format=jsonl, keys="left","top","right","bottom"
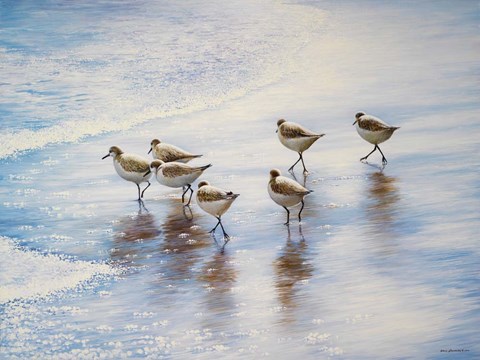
{"left": 102, "top": 154, "right": 109, "bottom": 160}
{"left": 143, "top": 169, "right": 151, "bottom": 177}
{"left": 148, "top": 148, "right": 152, "bottom": 154}
{"left": 352, "top": 120, "right": 358, "bottom": 126}
{"left": 275, "top": 129, "right": 278, "bottom": 133}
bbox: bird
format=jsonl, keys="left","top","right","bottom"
{"left": 353, "top": 112, "right": 400, "bottom": 165}
{"left": 144, "top": 160, "right": 211, "bottom": 206}
{"left": 148, "top": 139, "right": 202, "bottom": 163}
{"left": 267, "top": 169, "right": 313, "bottom": 225}
{"left": 276, "top": 119, "right": 325, "bottom": 174}
{"left": 196, "top": 181, "right": 239, "bottom": 241}
{"left": 102, "top": 146, "right": 152, "bottom": 200}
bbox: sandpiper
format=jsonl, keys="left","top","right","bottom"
{"left": 145, "top": 160, "right": 211, "bottom": 206}
{"left": 276, "top": 119, "right": 325, "bottom": 174}
{"left": 353, "top": 112, "right": 400, "bottom": 165}
{"left": 102, "top": 146, "right": 152, "bottom": 200}
{"left": 196, "top": 181, "right": 239, "bottom": 240}
{"left": 148, "top": 139, "right": 202, "bottom": 163}
{"left": 268, "top": 169, "right": 313, "bottom": 225}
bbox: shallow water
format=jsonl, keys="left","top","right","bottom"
{"left": 1, "top": 0, "right": 479, "bottom": 359}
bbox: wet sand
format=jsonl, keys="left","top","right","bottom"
{"left": 1, "top": 1, "right": 479, "bottom": 359}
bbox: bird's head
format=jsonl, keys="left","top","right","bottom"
{"left": 102, "top": 146, "right": 123, "bottom": 159}
{"left": 276, "top": 119, "right": 286, "bottom": 133}
{"left": 270, "top": 168, "right": 281, "bottom": 180}
{"left": 144, "top": 159, "right": 164, "bottom": 177}
{"left": 148, "top": 139, "right": 161, "bottom": 154}
{"left": 353, "top": 112, "right": 366, "bottom": 125}
{"left": 198, "top": 180, "right": 210, "bottom": 189}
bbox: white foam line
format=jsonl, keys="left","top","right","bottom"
{"left": 0, "top": 236, "right": 118, "bottom": 304}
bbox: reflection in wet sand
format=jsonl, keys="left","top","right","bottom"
{"left": 273, "top": 226, "right": 314, "bottom": 324}
{"left": 161, "top": 201, "right": 210, "bottom": 253}
{"left": 156, "top": 199, "right": 211, "bottom": 284}
{"left": 197, "top": 252, "right": 237, "bottom": 329}
{"left": 367, "top": 171, "right": 400, "bottom": 226}
{"left": 291, "top": 172, "right": 308, "bottom": 188}
{"left": 111, "top": 201, "right": 161, "bottom": 265}
{"left": 364, "top": 171, "right": 401, "bottom": 257}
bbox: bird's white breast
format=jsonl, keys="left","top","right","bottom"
{"left": 197, "top": 197, "right": 233, "bottom": 217}
{"left": 268, "top": 184, "right": 303, "bottom": 208}
{"left": 355, "top": 124, "right": 393, "bottom": 145}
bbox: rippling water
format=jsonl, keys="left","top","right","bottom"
{"left": 1, "top": 0, "right": 479, "bottom": 359}
{"left": 0, "top": 0, "right": 321, "bottom": 158}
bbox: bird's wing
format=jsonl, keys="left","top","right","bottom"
{"left": 280, "top": 122, "right": 321, "bottom": 138}
{"left": 271, "top": 177, "right": 311, "bottom": 196}
{"left": 161, "top": 162, "right": 195, "bottom": 177}
{"left": 120, "top": 154, "right": 150, "bottom": 172}
{"left": 359, "top": 115, "right": 391, "bottom": 131}
{"left": 158, "top": 144, "right": 193, "bottom": 162}
{"left": 198, "top": 186, "right": 238, "bottom": 202}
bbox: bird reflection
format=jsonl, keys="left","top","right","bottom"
{"left": 291, "top": 171, "right": 308, "bottom": 187}
{"left": 157, "top": 199, "right": 211, "bottom": 283}
{"left": 364, "top": 171, "right": 401, "bottom": 258}
{"left": 111, "top": 200, "right": 161, "bottom": 265}
{"left": 161, "top": 201, "right": 210, "bottom": 253}
{"left": 366, "top": 171, "right": 400, "bottom": 230}
{"left": 197, "top": 251, "right": 237, "bottom": 326}
{"left": 211, "top": 232, "right": 231, "bottom": 253}
{"left": 273, "top": 225, "right": 314, "bottom": 324}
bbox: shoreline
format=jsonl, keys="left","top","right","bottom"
{"left": 1, "top": 1, "right": 479, "bottom": 358}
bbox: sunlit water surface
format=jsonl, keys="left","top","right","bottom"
{"left": 1, "top": 0, "right": 479, "bottom": 359}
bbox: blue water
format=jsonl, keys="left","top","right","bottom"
{"left": 1, "top": 0, "right": 319, "bottom": 158}
{"left": 1, "top": 0, "right": 479, "bottom": 359}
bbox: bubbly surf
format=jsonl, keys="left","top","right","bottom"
{"left": 0, "top": 0, "right": 325, "bottom": 159}
{"left": 0, "top": 236, "right": 118, "bottom": 304}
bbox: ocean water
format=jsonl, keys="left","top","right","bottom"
{"left": 0, "top": 0, "right": 321, "bottom": 158}
{"left": 1, "top": 0, "right": 479, "bottom": 359}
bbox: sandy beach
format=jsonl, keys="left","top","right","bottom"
{"left": 1, "top": 0, "right": 479, "bottom": 359}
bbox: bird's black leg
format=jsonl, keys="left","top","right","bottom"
{"left": 288, "top": 154, "right": 302, "bottom": 173}
{"left": 181, "top": 184, "right": 192, "bottom": 204}
{"left": 136, "top": 184, "right": 141, "bottom": 200}
{"left": 141, "top": 181, "right": 151, "bottom": 198}
{"left": 298, "top": 200, "right": 305, "bottom": 222}
{"left": 181, "top": 187, "right": 186, "bottom": 203}
{"left": 360, "top": 145, "right": 378, "bottom": 162}
{"left": 209, "top": 217, "right": 221, "bottom": 234}
{"left": 185, "top": 185, "right": 194, "bottom": 206}
{"left": 376, "top": 145, "right": 388, "bottom": 165}
{"left": 283, "top": 206, "right": 290, "bottom": 226}
{"left": 299, "top": 153, "right": 309, "bottom": 174}
{"left": 138, "top": 199, "right": 148, "bottom": 213}
{"left": 218, "top": 217, "right": 230, "bottom": 241}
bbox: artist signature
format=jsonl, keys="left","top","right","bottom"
{"left": 440, "top": 349, "right": 470, "bottom": 353}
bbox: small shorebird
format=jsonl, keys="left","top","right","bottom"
{"left": 276, "top": 119, "right": 325, "bottom": 174}
{"left": 353, "top": 112, "right": 400, "bottom": 165}
{"left": 268, "top": 169, "right": 313, "bottom": 225}
{"left": 148, "top": 139, "right": 202, "bottom": 163}
{"left": 145, "top": 160, "right": 211, "bottom": 206}
{"left": 102, "top": 146, "right": 152, "bottom": 200}
{"left": 196, "top": 181, "right": 239, "bottom": 241}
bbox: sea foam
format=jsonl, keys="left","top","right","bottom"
{"left": 0, "top": 236, "right": 118, "bottom": 304}
{"left": 0, "top": 1, "right": 325, "bottom": 159}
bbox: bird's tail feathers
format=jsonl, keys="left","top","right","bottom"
{"left": 225, "top": 192, "right": 240, "bottom": 200}
{"left": 199, "top": 164, "right": 212, "bottom": 171}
